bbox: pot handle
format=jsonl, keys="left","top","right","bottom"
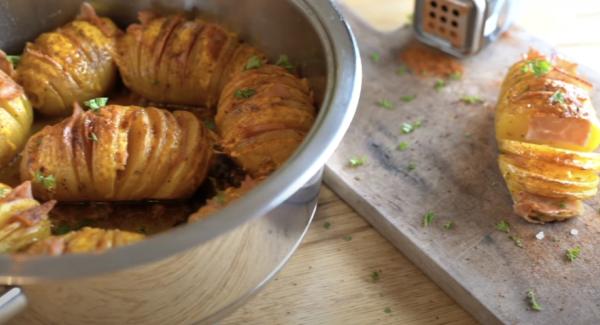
{"left": 0, "top": 286, "right": 26, "bottom": 324}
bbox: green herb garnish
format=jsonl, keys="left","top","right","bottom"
{"left": 396, "top": 66, "right": 407, "bottom": 76}
{"left": 84, "top": 97, "right": 108, "bottom": 112}
{"left": 509, "top": 235, "right": 523, "bottom": 248}
{"left": 423, "top": 211, "right": 436, "bottom": 227}
{"left": 235, "top": 88, "right": 256, "bottom": 99}
{"left": 377, "top": 99, "right": 394, "bottom": 109}
{"left": 370, "top": 52, "right": 381, "bottom": 63}
{"left": 461, "top": 95, "right": 484, "bottom": 105}
{"left": 566, "top": 246, "right": 581, "bottom": 262}
{"left": 558, "top": 202, "right": 566, "bottom": 209}
{"left": 550, "top": 91, "right": 566, "bottom": 105}
{"left": 400, "top": 95, "right": 416, "bottom": 103}
{"left": 526, "top": 289, "right": 542, "bottom": 311}
{"left": 34, "top": 171, "right": 56, "bottom": 190}
{"left": 384, "top": 307, "right": 392, "bottom": 314}
{"left": 89, "top": 132, "right": 98, "bottom": 142}
{"left": 204, "top": 119, "right": 216, "bottom": 130}
{"left": 495, "top": 220, "right": 510, "bottom": 233}
{"left": 396, "top": 142, "right": 409, "bottom": 151}
{"left": 370, "top": 271, "right": 380, "bottom": 282}
{"left": 434, "top": 79, "right": 446, "bottom": 91}
{"left": 215, "top": 192, "right": 226, "bottom": 205}
{"left": 324, "top": 221, "right": 331, "bottom": 230}
{"left": 348, "top": 156, "right": 366, "bottom": 168}
{"left": 276, "top": 54, "right": 295, "bottom": 72}
{"left": 6, "top": 55, "right": 20, "bottom": 68}
{"left": 449, "top": 72, "right": 462, "bottom": 80}
{"left": 344, "top": 235, "right": 352, "bottom": 241}
{"left": 443, "top": 221, "right": 455, "bottom": 230}
{"left": 245, "top": 55, "right": 262, "bottom": 70}
{"left": 401, "top": 121, "right": 421, "bottom": 134}
{"left": 407, "top": 163, "right": 416, "bottom": 171}
{"left": 54, "top": 224, "right": 71, "bottom": 236}
{"left": 521, "top": 59, "right": 552, "bottom": 77}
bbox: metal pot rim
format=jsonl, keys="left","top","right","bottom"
{"left": 0, "top": 0, "right": 362, "bottom": 282}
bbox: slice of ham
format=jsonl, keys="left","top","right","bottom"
{"left": 526, "top": 115, "right": 591, "bottom": 147}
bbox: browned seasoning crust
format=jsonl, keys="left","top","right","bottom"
{"left": 20, "top": 104, "right": 213, "bottom": 201}
{"left": 188, "top": 176, "right": 259, "bottom": 222}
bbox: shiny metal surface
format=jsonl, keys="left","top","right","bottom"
{"left": 0, "top": 0, "right": 362, "bottom": 281}
{"left": 0, "top": 287, "right": 26, "bottom": 324}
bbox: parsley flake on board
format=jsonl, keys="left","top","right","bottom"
{"left": 461, "top": 95, "right": 484, "bottom": 105}
{"left": 396, "top": 142, "right": 409, "bottom": 151}
{"left": 526, "top": 289, "right": 542, "bottom": 312}
{"left": 521, "top": 59, "right": 552, "bottom": 77}
{"left": 384, "top": 307, "right": 392, "bottom": 314}
{"left": 509, "top": 235, "right": 524, "bottom": 248}
{"left": 344, "top": 235, "right": 352, "bottom": 241}
{"left": 276, "top": 55, "right": 295, "bottom": 72}
{"left": 370, "top": 271, "right": 380, "bottom": 282}
{"left": 407, "top": 163, "right": 416, "bottom": 171}
{"left": 245, "top": 55, "right": 262, "bottom": 70}
{"left": 401, "top": 121, "right": 421, "bottom": 134}
{"left": 550, "top": 91, "right": 566, "bottom": 105}
{"left": 84, "top": 97, "right": 108, "bottom": 112}
{"left": 377, "top": 99, "right": 394, "bottom": 109}
{"left": 565, "top": 246, "right": 581, "bottom": 262}
{"left": 434, "top": 79, "right": 446, "bottom": 91}
{"left": 348, "top": 156, "right": 366, "bottom": 168}
{"left": 7, "top": 55, "right": 20, "bottom": 68}
{"left": 443, "top": 221, "right": 455, "bottom": 230}
{"left": 323, "top": 221, "right": 331, "bottom": 230}
{"left": 400, "top": 95, "right": 416, "bottom": 103}
{"left": 396, "top": 66, "right": 407, "bottom": 76}
{"left": 235, "top": 88, "right": 256, "bottom": 99}
{"left": 34, "top": 171, "right": 56, "bottom": 190}
{"left": 423, "top": 212, "right": 436, "bottom": 227}
{"left": 370, "top": 52, "right": 381, "bottom": 63}
{"left": 495, "top": 220, "right": 510, "bottom": 233}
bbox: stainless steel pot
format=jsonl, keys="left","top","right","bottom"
{"left": 0, "top": 0, "right": 361, "bottom": 323}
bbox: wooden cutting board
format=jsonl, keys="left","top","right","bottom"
{"left": 324, "top": 9, "right": 600, "bottom": 325}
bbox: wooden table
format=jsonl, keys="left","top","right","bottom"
{"left": 223, "top": 1, "right": 600, "bottom": 324}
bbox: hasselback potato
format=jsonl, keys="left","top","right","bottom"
{"left": 0, "top": 61, "right": 33, "bottom": 167}
{"left": 16, "top": 3, "right": 120, "bottom": 116}
{"left": 20, "top": 104, "right": 213, "bottom": 201}
{"left": 116, "top": 12, "right": 265, "bottom": 107}
{"left": 496, "top": 49, "right": 600, "bottom": 223}
{"left": 26, "top": 227, "right": 144, "bottom": 256}
{"left": 188, "top": 177, "right": 258, "bottom": 222}
{"left": 0, "top": 181, "right": 54, "bottom": 253}
{"left": 216, "top": 64, "right": 316, "bottom": 177}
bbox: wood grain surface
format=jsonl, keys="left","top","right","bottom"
{"left": 223, "top": 1, "right": 600, "bottom": 324}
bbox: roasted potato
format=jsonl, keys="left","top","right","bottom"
{"left": 20, "top": 104, "right": 213, "bottom": 201}
{"left": 16, "top": 3, "right": 120, "bottom": 116}
{"left": 116, "top": 12, "right": 265, "bottom": 107}
{"left": 188, "top": 176, "right": 259, "bottom": 222}
{"left": 216, "top": 64, "right": 316, "bottom": 177}
{"left": 496, "top": 50, "right": 600, "bottom": 222}
{"left": 0, "top": 181, "right": 54, "bottom": 253}
{"left": 26, "top": 227, "right": 144, "bottom": 256}
{"left": 0, "top": 62, "right": 33, "bottom": 167}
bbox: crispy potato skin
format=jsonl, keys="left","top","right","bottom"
{"left": 216, "top": 65, "right": 316, "bottom": 177}
{"left": 16, "top": 4, "right": 120, "bottom": 116}
{"left": 188, "top": 176, "right": 258, "bottom": 222}
{"left": 20, "top": 104, "right": 213, "bottom": 201}
{"left": 0, "top": 182, "right": 54, "bottom": 253}
{"left": 26, "top": 226, "right": 144, "bottom": 256}
{"left": 496, "top": 50, "right": 600, "bottom": 223}
{"left": 116, "top": 13, "right": 264, "bottom": 107}
{"left": 0, "top": 69, "right": 33, "bottom": 167}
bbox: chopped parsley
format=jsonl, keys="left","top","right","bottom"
{"left": 565, "top": 246, "right": 581, "bottom": 262}
{"left": 377, "top": 99, "right": 394, "bottom": 109}
{"left": 6, "top": 55, "right": 20, "bottom": 68}
{"left": 550, "top": 91, "right": 566, "bottom": 105}
{"left": 215, "top": 192, "right": 226, "bottom": 205}
{"left": 509, "top": 235, "right": 523, "bottom": 248}
{"left": 443, "top": 221, "right": 455, "bottom": 230}
{"left": 396, "top": 142, "right": 409, "bottom": 151}
{"left": 558, "top": 202, "right": 566, "bottom": 209}
{"left": 84, "top": 97, "right": 108, "bottom": 112}
{"left": 400, "top": 121, "right": 421, "bottom": 134}
{"left": 276, "top": 54, "right": 295, "bottom": 72}
{"left": 423, "top": 211, "right": 436, "bottom": 227}
{"left": 323, "top": 221, "right": 331, "bottom": 230}
{"left": 407, "top": 163, "right": 416, "bottom": 171}
{"left": 400, "top": 95, "right": 416, "bottom": 103}
{"left": 235, "top": 88, "right": 256, "bottom": 99}
{"left": 89, "top": 132, "right": 98, "bottom": 142}
{"left": 204, "top": 119, "right": 216, "bottom": 130}
{"left": 34, "top": 171, "right": 56, "bottom": 190}
{"left": 384, "top": 307, "right": 392, "bottom": 314}
{"left": 348, "top": 156, "right": 366, "bottom": 168}
{"left": 370, "top": 52, "right": 381, "bottom": 63}
{"left": 245, "top": 55, "right": 262, "bottom": 70}
{"left": 461, "top": 95, "right": 484, "bottom": 105}
{"left": 53, "top": 224, "right": 71, "bottom": 236}
{"left": 434, "top": 79, "right": 446, "bottom": 91}
{"left": 344, "top": 235, "right": 352, "bottom": 241}
{"left": 396, "top": 66, "right": 407, "bottom": 76}
{"left": 521, "top": 59, "right": 552, "bottom": 77}
{"left": 449, "top": 72, "right": 462, "bottom": 80}
{"left": 495, "top": 220, "right": 510, "bottom": 233}
{"left": 370, "top": 271, "right": 380, "bottom": 282}
{"left": 526, "top": 289, "right": 542, "bottom": 311}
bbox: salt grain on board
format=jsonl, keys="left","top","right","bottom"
{"left": 570, "top": 229, "right": 579, "bottom": 236}
{"left": 535, "top": 231, "right": 544, "bottom": 240}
